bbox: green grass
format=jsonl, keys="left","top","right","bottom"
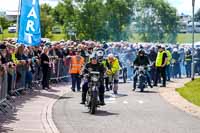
{"left": 50, "top": 33, "right": 66, "bottom": 41}
{"left": 177, "top": 78, "right": 200, "bottom": 107}
{"left": 130, "top": 33, "right": 200, "bottom": 43}
{"left": 177, "top": 33, "right": 200, "bottom": 43}
{"left": 1, "top": 30, "right": 200, "bottom": 43}
{"left": 0, "top": 29, "right": 16, "bottom": 40}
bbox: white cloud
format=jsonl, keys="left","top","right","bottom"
{"left": 167, "top": 0, "right": 200, "bottom": 15}
{"left": 0, "top": 0, "right": 58, "bottom": 11}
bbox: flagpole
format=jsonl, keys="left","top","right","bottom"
{"left": 16, "top": 0, "right": 22, "bottom": 39}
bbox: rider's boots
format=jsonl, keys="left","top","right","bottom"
{"left": 99, "top": 94, "right": 106, "bottom": 106}
{"left": 80, "top": 92, "right": 86, "bottom": 104}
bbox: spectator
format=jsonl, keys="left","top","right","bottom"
{"left": 41, "top": 47, "right": 51, "bottom": 90}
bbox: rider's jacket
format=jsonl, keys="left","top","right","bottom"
{"left": 134, "top": 55, "right": 149, "bottom": 66}
{"left": 84, "top": 62, "right": 105, "bottom": 82}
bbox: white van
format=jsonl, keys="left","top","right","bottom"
{"left": 8, "top": 26, "right": 17, "bottom": 33}
{"left": 187, "top": 22, "right": 200, "bottom": 33}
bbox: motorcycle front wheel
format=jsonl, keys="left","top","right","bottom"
{"left": 90, "top": 91, "right": 98, "bottom": 114}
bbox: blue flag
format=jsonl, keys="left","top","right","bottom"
{"left": 18, "top": 0, "right": 41, "bottom": 46}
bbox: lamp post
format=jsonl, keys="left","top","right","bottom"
{"left": 191, "top": 0, "right": 195, "bottom": 80}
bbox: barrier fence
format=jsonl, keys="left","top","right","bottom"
{"left": 0, "top": 57, "right": 71, "bottom": 113}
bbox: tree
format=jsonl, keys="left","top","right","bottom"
{"left": 105, "top": 0, "right": 135, "bottom": 41}
{"left": 0, "top": 17, "right": 11, "bottom": 29}
{"left": 40, "top": 4, "right": 54, "bottom": 37}
{"left": 135, "top": 0, "right": 179, "bottom": 43}
{"left": 52, "top": 0, "right": 135, "bottom": 41}
{"left": 76, "top": 0, "right": 109, "bottom": 41}
{"left": 52, "top": 0, "right": 79, "bottom": 39}
{"left": 195, "top": 9, "right": 200, "bottom": 21}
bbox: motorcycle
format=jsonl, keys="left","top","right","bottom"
{"left": 84, "top": 71, "right": 100, "bottom": 114}
{"left": 134, "top": 66, "right": 148, "bottom": 92}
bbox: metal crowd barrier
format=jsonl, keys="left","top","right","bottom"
{"left": 49, "top": 57, "right": 70, "bottom": 81}
{"left": 0, "top": 68, "right": 10, "bottom": 113}
{"left": 0, "top": 70, "right": 8, "bottom": 105}
{"left": 0, "top": 57, "right": 71, "bottom": 113}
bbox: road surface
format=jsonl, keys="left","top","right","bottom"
{"left": 53, "top": 82, "right": 200, "bottom": 133}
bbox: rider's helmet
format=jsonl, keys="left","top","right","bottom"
{"left": 138, "top": 49, "right": 145, "bottom": 56}
{"left": 95, "top": 48, "right": 105, "bottom": 62}
{"left": 89, "top": 53, "right": 97, "bottom": 62}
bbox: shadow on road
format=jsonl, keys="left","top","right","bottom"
{"left": 59, "top": 96, "right": 73, "bottom": 100}
{"left": 105, "top": 93, "right": 128, "bottom": 99}
{"left": 135, "top": 90, "right": 158, "bottom": 93}
{"left": 82, "top": 110, "right": 119, "bottom": 116}
{"left": 95, "top": 110, "right": 119, "bottom": 116}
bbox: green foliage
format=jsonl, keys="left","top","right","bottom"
{"left": 76, "top": 0, "right": 109, "bottom": 41}
{"left": 135, "top": 0, "right": 179, "bottom": 43}
{"left": 39, "top": 0, "right": 179, "bottom": 42}
{"left": 40, "top": 4, "right": 54, "bottom": 37}
{"left": 195, "top": 8, "right": 200, "bottom": 21}
{"left": 0, "top": 17, "right": 11, "bottom": 29}
{"left": 177, "top": 78, "right": 200, "bottom": 107}
{"left": 105, "top": 0, "right": 135, "bottom": 41}
{"left": 51, "top": 0, "right": 135, "bottom": 41}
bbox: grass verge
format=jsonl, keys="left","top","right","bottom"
{"left": 177, "top": 78, "right": 200, "bottom": 107}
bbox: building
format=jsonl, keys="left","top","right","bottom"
{"left": 0, "top": 11, "right": 6, "bottom": 17}
{"left": 187, "top": 22, "right": 200, "bottom": 33}
{"left": 5, "top": 10, "right": 19, "bottom": 21}
{"left": 178, "top": 13, "right": 192, "bottom": 33}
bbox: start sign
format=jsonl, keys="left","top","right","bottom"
{"left": 18, "top": 0, "right": 41, "bottom": 46}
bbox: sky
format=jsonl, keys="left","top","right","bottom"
{"left": 0, "top": 0, "right": 200, "bottom": 15}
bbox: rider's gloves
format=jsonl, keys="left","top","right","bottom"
{"left": 106, "top": 70, "right": 113, "bottom": 75}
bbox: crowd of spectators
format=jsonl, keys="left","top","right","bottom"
{"left": 0, "top": 38, "right": 200, "bottom": 96}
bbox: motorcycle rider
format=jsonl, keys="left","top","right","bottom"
{"left": 133, "top": 49, "right": 153, "bottom": 91}
{"left": 80, "top": 54, "right": 106, "bottom": 106}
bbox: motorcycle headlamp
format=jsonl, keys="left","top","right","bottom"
{"left": 91, "top": 76, "right": 98, "bottom": 82}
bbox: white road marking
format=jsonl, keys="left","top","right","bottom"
{"left": 137, "top": 100, "right": 144, "bottom": 104}
{"left": 123, "top": 101, "right": 128, "bottom": 104}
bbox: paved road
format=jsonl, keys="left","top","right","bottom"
{"left": 53, "top": 82, "right": 200, "bottom": 133}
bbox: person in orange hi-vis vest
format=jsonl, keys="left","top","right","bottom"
{"left": 69, "top": 49, "right": 85, "bottom": 92}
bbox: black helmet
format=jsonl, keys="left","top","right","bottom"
{"left": 138, "top": 49, "right": 145, "bottom": 55}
